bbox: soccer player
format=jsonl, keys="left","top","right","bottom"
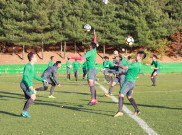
{"left": 82, "top": 61, "right": 87, "bottom": 79}
{"left": 66, "top": 58, "right": 71, "bottom": 80}
{"left": 114, "top": 51, "right": 146, "bottom": 117}
{"left": 104, "top": 56, "right": 127, "bottom": 97}
{"left": 35, "top": 61, "right": 62, "bottom": 98}
{"left": 20, "top": 52, "right": 48, "bottom": 117}
{"left": 146, "top": 55, "right": 160, "bottom": 86}
{"left": 102, "top": 56, "right": 109, "bottom": 82}
{"left": 68, "top": 42, "right": 98, "bottom": 105}
{"left": 48, "top": 56, "right": 54, "bottom": 67}
{"left": 72, "top": 60, "right": 82, "bottom": 81}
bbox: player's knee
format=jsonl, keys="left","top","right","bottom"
{"left": 31, "top": 94, "right": 36, "bottom": 101}
{"left": 111, "top": 82, "right": 116, "bottom": 87}
{"left": 119, "top": 93, "right": 124, "bottom": 97}
{"left": 127, "top": 96, "right": 132, "bottom": 100}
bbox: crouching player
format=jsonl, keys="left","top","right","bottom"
{"left": 20, "top": 52, "right": 48, "bottom": 117}
{"left": 114, "top": 51, "right": 146, "bottom": 117}
{"left": 35, "top": 61, "right": 62, "bottom": 98}
{"left": 68, "top": 42, "right": 98, "bottom": 105}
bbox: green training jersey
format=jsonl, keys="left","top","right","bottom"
{"left": 66, "top": 61, "right": 71, "bottom": 69}
{"left": 127, "top": 60, "right": 131, "bottom": 65}
{"left": 151, "top": 60, "right": 160, "bottom": 69}
{"left": 83, "top": 61, "right": 87, "bottom": 69}
{"left": 48, "top": 60, "right": 54, "bottom": 67}
{"left": 103, "top": 60, "right": 114, "bottom": 69}
{"left": 21, "top": 62, "right": 44, "bottom": 88}
{"left": 83, "top": 48, "right": 97, "bottom": 69}
{"left": 125, "top": 62, "right": 141, "bottom": 82}
{"left": 72, "top": 61, "right": 81, "bottom": 70}
{"left": 122, "top": 56, "right": 128, "bottom": 66}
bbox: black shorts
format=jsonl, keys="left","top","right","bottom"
{"left": 20, "top": 82, "right": 33, "bottom": 99}
{"left": 151, "top": 69, "right": 160, "bottom": 76}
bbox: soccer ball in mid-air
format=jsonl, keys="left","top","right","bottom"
{"left": 84, "top": 24, "right": 91, "bottom": 32}
{"left": 125, "top": 36, "right": 134, "bottom": 46}
{"left": 103, "top": 0, "right": 109, "bottom": 5}
{"left": 122, "top": 48, "right": 125, "bottom": 52}
{"left": 113, "top": 50, "right": 118, "bottom": 55}
{"left": 96, "top": 44, "right": 99, "bottom": 47}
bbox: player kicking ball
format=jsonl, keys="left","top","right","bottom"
{"left": 146, "top": 55, "right": 160, "bottom": 86}
{"left": 35, "top": 61, "right": 62, "bottom": 98}
{"left": 20, "top": 52, "right": 48, "bottom": 117}
{"left": 68, "top": 42, "right": 98, "bottom": 105}
{"left": 114, "top": 51, "right": 146, "bottom": 117}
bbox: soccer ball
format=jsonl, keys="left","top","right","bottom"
{"left": 103, "top": 0, "right": 109, "bottom": 5}
{"left": 96, "top": 44, "right": 99, "bottom": 47}
{"left": 113, "top": 50, "right": 118, "bottom": 55}
{"left": 122, "top": 48, "right": 125, "bottom": 52}
{"left": 84, "top": 24, "right": 91, "bottom": 32}
{"left": 125, "top": 36, "right": 134, "bottom": 46}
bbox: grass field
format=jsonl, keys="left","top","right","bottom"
{"left": 0, "top": 73, "right": 182, "bottom": 135}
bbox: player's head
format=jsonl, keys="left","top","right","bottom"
{"left": 56, "top": 61, "right": 62, "bottom": 68}
{"left": 105, "top": 56, "right": 109, "bottom": 61}
{"left": 115, "top": 56, "right": 121, "bottom": 62}
{"left": 128, "top": 56, "right": 132, "bottom": 60}
{"left": 152, "top": 55, "right": 157, "bottom": 61}
{"left": 28, "top": 52, "right": 37, "bottom": 63}
{"left": 89, "top": 42, "right": 96, "bottom": 50}
{"left": 67, "top": 57, "right": 70, "bottom": 60}
{"left": 50, "top": 56, "right": 54, "bottom": 61}
{"left": 75, "top": 59, "right": 77, "bottom": 62}
{"left": 136, "top": 51, "right": 146, "bottom": 62}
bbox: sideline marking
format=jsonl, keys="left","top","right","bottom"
{"left": 95, "top": 81, "right": 159, "bottom": 135}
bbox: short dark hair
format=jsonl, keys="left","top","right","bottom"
{"left": 90, "top": 42, "right": 96, "bottom": 49}
{"left": 27, "top": 52, "right": 35, "bottom": 61}
{"left": 119, "top": 55, "right": 122, "bottom": 60}
{"left": 50, "top": 56, "right": 54, "bottom": 60}
{"left": 137, "top": 51, "right": 146, "bottom": 59}
{"left": 128, "top": 56, "right": 132, "bottom": 60}
{"left": 68, "top": 58, "right": 70, "bottom": 60}
{"left": 153, "top": 55, "right": 157, "bottom": 59}
{"left": 56, "top": 61, "right": 61, "bottom": 65}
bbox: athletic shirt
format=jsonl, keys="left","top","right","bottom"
{"left": 72, "top": 61, "right": 81, "bottom": 70}
{"left": 48, "top": 60, "right": 54, "bottom": 67}
{"left": 83, "top": 48, "right": 97, "bottom": 69}
{"left": 21, "top": 62, "right": 44, "bottom": 87}
{"left": 151, "top": 60, "right": 160, "bottom": 69}
{"left": 122, "top": 56, "right": 128, "bottom": 66}
{"left": 66, "top": 61, "right": 71, "bottom": 69}
{"left": 125, "top": 62, "right": 141, "bottom": 82}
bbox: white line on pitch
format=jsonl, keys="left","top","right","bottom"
{"left": 95, "top": 81, "right": 159, "bottom": 135}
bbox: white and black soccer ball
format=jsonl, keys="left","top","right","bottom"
{"left": 84, "top": 24, "right": 91, "bottom": 32}
{"left": 122, "top": 48, "right": 125, "bottom": 52}
{"left": 113, "top": 50, "right": 118, "bottom": 55}
{"left": 125, "top": 36, "right": 134, "bottom": 46}
{"left": 96, "top": 44, "right": 99, "bottom": 47}
{"left": 103, "top": 0, "right": 109, "bottom": 5}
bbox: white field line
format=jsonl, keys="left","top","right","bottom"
{"left": 95, "top": 81, "right": 159, "bottom": 135}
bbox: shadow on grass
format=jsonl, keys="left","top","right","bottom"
{"left": 57, "top": 91, "right": 89, "bottom": 96}
{"left": 0, "top": 111, "right": 20, "bottom": 117}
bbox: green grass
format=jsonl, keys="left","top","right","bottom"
{"left": 0, "top": 73, "right": 182, "bottom": 135}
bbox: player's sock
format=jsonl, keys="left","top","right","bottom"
{"left": 151, "top": 78, "right": 154, "bottom": 84}
{"left": 128, "top": 98, "right": 139, "bottom": 112}
{"left": 67, "top": 74, "right": 69, "bottom": 79}
{"left": 49, "top": 86, "right": 55, "bottom": 96}
{"left": 76, "top": 74, "right": 78, "bottom": 81}
{"left": 35, "top": 86, "right": 48, "bottom": 91}
{"left": 118, "top": 97, "right": 124, "bottom": 112}
{"left": 108, "top": 86, "right": 114, "bottom": 94}
{"left": 69, "top": 74, "right": 70, "bottom": 80}
{"left": 90, "top": 86, "right": 96, "bottom": 99}
{"left": 110, "top": 76, "right": 113, "bottom": 82}
{"left": 23, "top": 98, "right": 34, "bottom": 111}
{"left": 106, "top": 75, "right": 109, "bottom": 82}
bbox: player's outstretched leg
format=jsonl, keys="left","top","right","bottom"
{"left": 105, "top": 81, "right": 117, "bottom": 97}
{"left": 127, "top": 96, "right": 140, "bottom": 116}
{"left": 35, "top": 86, "right": 48, "bottom": 91}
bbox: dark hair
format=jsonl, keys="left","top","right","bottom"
{"left": 119, "top": 55, "right": 122, "bottom": 60}
{"left": 137, "top": 51, "right": 146, "bottom": 59}
{"left": 56, "top": 61, "right": 61, "bottom": 65}
{"left": 153, "top": 55, "right": 157, "bottom": 59}
{"left": 90, "top": 42, "right": 96, "bottom": 49}
{"left": 68, "top": 58, "right": 70, "bottom": 60}
{"left": 50, "top": 56, "right": 54, "bottom": 60}
{"left": 105, "top": 56, "right": 109, "bottom": 59}
{"left": 27, "top": 52, "right": 35, "bottom": 61}
{"left": 128, "top": 56, "right": 132, "bottom": 60}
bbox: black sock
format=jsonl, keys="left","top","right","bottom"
{"left": 35, "top": 86, "right": 48, "bottom": 91}
{"left": 23, "top": 98, "right": 34, "bottom": 111}
{"left": 69, "top": 74, "right": 70, "bottom": 80}
{"left": 90, "top": 86, "right": 96, "bottom": 99}
{"left": 129, "top": 98, "right": 139, "bottom": 112}
{"left": 67, "top": 74, "right": 69, "bottom": 79}
{"left": 151, "top": 78, "right": 154, "bottom": 84}
{"left": 108, "top": 86, "right": 114, "bottom": 94}
{"left": 49, "top": 85, "right": 55, "bottom": 96}
{"left": 118, "top": 97, "right": 124, "bottom": 112}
